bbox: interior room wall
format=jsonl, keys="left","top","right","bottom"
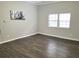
{"left": 0, "top": 1, "right": 37, "bottom": 42}
{"left": 38, "top": 2, "right": 79, "bottom": 41}
{"left": 0, "top": 1, "right": 79, "bottom": 43}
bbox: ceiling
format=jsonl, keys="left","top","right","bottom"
{"left": 25, "top": 1, "right": 60, "bottom": 5}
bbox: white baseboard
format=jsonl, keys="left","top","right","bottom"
{"left": 38, "top": 32, "right": 79, "bottom": 41}
{"left": 0, "top": 33, "right": 37, "bottom": 44}
{"left": 0, "top": 32, "right": 79, "bottom": 45}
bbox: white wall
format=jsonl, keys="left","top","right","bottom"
{"left": 0, "top": 1, "right": 37, "bottom": 42}
{"left": 38, "top": 2, "right": 79, "bottom": 41}
{"left": 0, "top": 1, "right": 79, "bottom": 43}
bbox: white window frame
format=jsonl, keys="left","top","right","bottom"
{"left": 59, "top": 13, "right": 71, "bottom": 28}
{"left": 48, "top": 14, "right": 58, "bottom": 27}
{"left": 48, "top": 13, "right": 71, "bottom": 28}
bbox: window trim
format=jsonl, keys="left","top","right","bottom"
{"left": 48, "top": 13, "right": 71, "bottom": 29}
{"left": 48, "top": 14, "right": 58, "bottom": 27}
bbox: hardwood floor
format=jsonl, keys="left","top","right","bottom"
{"left": 0, "top": 34, "right": 79, "bottom": 58}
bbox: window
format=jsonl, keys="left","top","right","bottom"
{"left": 48, "top": 13, "right": 71, "bottom": 28}
{"left": 59, "top": 13, "right": 71, "bottom": 28}
{"left": 48, "top": 14, "right": 58, "bottom": 27}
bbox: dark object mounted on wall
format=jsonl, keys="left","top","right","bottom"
{"left": 10, "top": 10, "right": 25, "bottom": 20}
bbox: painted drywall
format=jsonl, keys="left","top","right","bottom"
{"left": 0, "top": 1, "right": 37, "bottom": 42}
{"left": 38, "top": 2, "right": 79, "bottom": 40}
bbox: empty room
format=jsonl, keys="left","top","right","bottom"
{"left": 0, "top": 1, "right": 79, "bottom": 58}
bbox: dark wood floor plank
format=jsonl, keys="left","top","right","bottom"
{"left": 0, "top": 34, "right": 79, "bottom": 58}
